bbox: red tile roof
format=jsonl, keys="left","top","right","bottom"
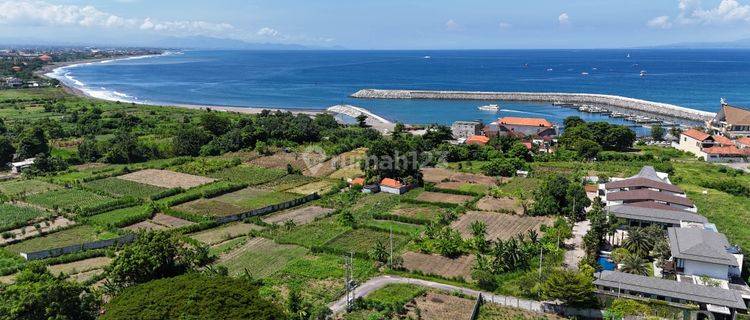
{"left": 604, "top": 177, "right": 684, "bottom": 194}
{"left": 522, "top": 142, "right": 533, "bottom": 150}
{"left": 736, "top": 137, "right": 750, "bottom": 147}
{"left": 712, "top": 135, "right": 734, "bottom": 146}
{"left": 498, "top": 117, "right": 552, "bottom": 128}
{"left": 350, "top": 177, "right": 365, "bottom": 186}
{"left": 466, "top": 135, "right": 490, "bottom": 145}
{"left": 703, "top": 145, "right": 750, "bottom": 156}
{"left": 681, "top": 129, "right": 711, "bottom": 142}
{"left": 607, "top": 189, "right": 694, "bottom": 207}
{"left": 380, "top": 178, "right": 403, "bottom": 188}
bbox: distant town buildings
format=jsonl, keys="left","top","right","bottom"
{"left": 484, "top": 117, "right": 556, "bottom": 138}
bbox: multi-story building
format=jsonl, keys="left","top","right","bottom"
{"left": 707, "top": 103, "right": 750, "bottom": 138}
{"left": 451, "top": 121, "right": 483, "bottom": 140}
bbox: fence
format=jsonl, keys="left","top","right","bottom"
{"left": 214, "top": 193, "right": 320, "bottom": 224}
{"left": 20, "top": 233, "right": 136, "bottom": 260}
{"left": 470, "top": 293, "right": 483, "bottom": 320}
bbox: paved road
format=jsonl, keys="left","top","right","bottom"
{"left": 563, "top": 220, "right": 591, "bottom": 269}
{"left": 329, "top": 275, "right": 546, "bottom": 314}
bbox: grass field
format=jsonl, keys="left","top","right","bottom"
{"left": 389, "top": 203, "right": 447, "bottom": 223}
{"left": 25, "top": 188, "right": 116, "bottom": 211}
{"left": 4, "top": 225, "right": 118, "bottom": 254}
{"left": 491, "top": 177, "right": 541, "bottom": 198}
{"left": 273, "top": 217, "right": 351, "bottom": 248}
{"left": 217, "top": 237, "right": 308, "bottom": 277}
{"left": 415, "top": 191, "right": 474, "bottom": 204}
{"left": 451, "top": 212, "right": 553, "bottom": 240}
{"left": 365, "top": 283, "right": 425, "bottom": 307}
{"left": 259, "top": 174, "right": 318, "bottom": 191}
{"left": 85, "top": 205, "right": 153, "bottom": 228}
{"left": 208, "top": 165, "right": 286, "bottom": 185}
{"left": 477, "top": 303, "right": 565, "bottom": 320}
{"left": 0, "top": 248, "right": 23, "bottom": 271}
{"left": 325, "top": 228, "right": 409, "bottom": 255}
{"left": 402, "top": 252, "right": 475, "bottom": 280}
{"left": 0, "top": 179, "right": 60, "bottom": 196}
{"left": 84, "top": 177, "right": 166, "bottom": 199}
{"left": 410, "top": 292, "right": 476, "bottom": 320}
{"left": 364, "top": 220, "right": 423, "bottom": 235}
{"left": 0, "top": 203, "right": 51, "bottom": 232}
{"left": 189, "top": 223, "right": 262, "bottom": 245}
{"left": 287, "top": 180, "right": 334, "bottom": 195}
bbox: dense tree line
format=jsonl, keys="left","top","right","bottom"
{"left": 559, "top": 116, "right": 636, "bottom": 159}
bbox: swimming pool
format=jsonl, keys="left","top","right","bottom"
{"left": 598, "top": 256, "right": 617, "bottom": 271}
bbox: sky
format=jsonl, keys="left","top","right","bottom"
{"left": 1, "top": 0, "right": 750, "bottom": 49}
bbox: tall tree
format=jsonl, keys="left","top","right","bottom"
{"left": 620, "top": 254, "right": 649, "bottom": 276}
{"left": 651, "top": 125, "right": 666, "bottom": 141}
{"left": 172, "top": 125, "right": 211, "bottom": 156}
{"left": 542, "top": 267, "right": 596, "bottom": 307}
{"left": 16, "top": 126, "right": 48, "bottom": 159}
{"left": 0, "top": 136, "right": 15, "bottom": 166}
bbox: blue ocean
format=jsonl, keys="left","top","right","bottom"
{"left": 50, "top": 50, "right": 750, "bottom": 132}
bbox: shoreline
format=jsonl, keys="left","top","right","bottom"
{"left": 43, "top": 54, "right": 323, "bottom": 116}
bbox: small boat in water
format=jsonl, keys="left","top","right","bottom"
{"left": 581, "top": 72, "right": 589, "bottom": 75}
{"left": 478, "top": 104, "right": 500, "bottom": 112}
{"left": 423, "top": 55, "right": 431, "bottom": 59}
{"left": 640, "top": 70, "right": 647, "bottom": 77}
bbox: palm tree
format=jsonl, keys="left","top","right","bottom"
{"left": 623, "top": 228, "right": 654, "bottom": 257}
{"left": 620, "top": 254, "right": 649, "bottom": 276}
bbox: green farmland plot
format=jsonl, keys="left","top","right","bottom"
{"left": 0, "top": 204, "right": 51, "bottom": 232}
{"left": 84, "top": 177, "right": 166, "bottom": 199}
{"left": 26, "top": 188, "right": 117, "bottom": 211}
{"left": 4, "top": 225, "right": 118, "bottom": 254}
{"left": 272, "top": 217, "right": 350, "bottom": 248}
{"left": 208, "top": 165, "right": 287, "bottom": 185}
{"left": 85, "top": 205, "right": 154, "bottom": 228}
{"left": 324, "top": 228, "right": 409, "bottom": 256}
{"left": 0, "top": 179, "right": 60, "bottom": 196}
{"left": 218, "top": 237, "right": 308, "bottom": 277}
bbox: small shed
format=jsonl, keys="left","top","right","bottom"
{"left": 11, "top": 158, "right": 35, "bottom": 174}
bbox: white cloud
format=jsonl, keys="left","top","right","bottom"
{"left": 558, "top": 12, "right": 570, "bottom": 25}
{"left": 647, "top": 15, "right": 673, "bottom": 29}
{"left": 665, "top": 0, "right": 750, "bottom": 25}
{"left": 257, "top": 27, "right": 280, "bottom": 37}
{"left": 445, "top": 19, "right": 462, "bottom": 31}
{"left": 499, "top": 21, "right": 512, "bottom": 29}
{"left": 0, "top": 0, "right": 233, "bottom": 35}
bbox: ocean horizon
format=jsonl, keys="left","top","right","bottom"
{"left": 47, "top": 49, "right": 750, "bottom": 131}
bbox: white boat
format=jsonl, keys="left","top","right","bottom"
{"left": 640, "top": 70, "right": 647, "bottom": 77}
{"left": 581, "top": 72, "right": 589, "bottom": 75}
{"left": 423, "top": 55, "right": 431, "bottom": 59}
{"left": 478, "top": 104, "right": 499, "bottom": 112}
{"left": 546, "top": 68, "right": 553, "bottom": 72}
{"left": 627, "top": 53, "right": 631, "bottom": 58}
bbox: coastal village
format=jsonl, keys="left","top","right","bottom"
{"left": 0, "top": 46, "right": 748, "bottom": 320}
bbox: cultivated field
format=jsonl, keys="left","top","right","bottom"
{"left": 175, "top": 188, "right": 301, "bottom": 217}
{"left": 4, "top": 225, "right": 117, "bottom": 254}
{"left": 422, "top": 167, "right": 455, "bottom": 183}
{"left": 118, "top": 169, "right": 215, "bottom": 189}
{"left": 450, "top": 212, "right": 553, "bottom": 240}
{"left": 0, "top": 203, "right": 51, "bottom": 232}
{"left": 124, "top": 220, "right": 168, "bottom": 232}
{"left": 476, "top": 196, "right": 523, "bottom": 214}
{"left": 84, "top": 177, "right": 166, "bottom": 198}
{"left": 327, "top": 163, "right": 363, "bottom": 180}
{"left": 47, "top": 256, "right": 112, "bottom": 277}
{"left": 217, "top": 237, "right": 307, "bottom": 277}
{"left": 26, "top": 188, "right": 116, "bottom": 211}
{"left": 189, "top": 223, "right": 262, "bottom": 245}
{"left": 402, "top": 252, "right": 475, "bottom": 280}
{"left": 325, "top": 229, "right": 408, "bottom": 256}
{"left": 151, "top": 213, "right": 194, "bottom": 228}
{"left": 416, "top": 191, "right": 474, "bottom": 204}
{"left": 0, "top": 179, "right": 60, "bottom": 196}
{"left": 259, "top": 174, "right": 318, "bottom": 191}
{"left": 273, "top": 217, "right": 350, "bottom": 247}
{"left": 390, "top": 203, "right": 446, "bottom": 222}
{"left": 422, "top": 167, "right": 497, "bottom": 186}
{"left": 208, "top": 165, "right": 286, "bottom": 186}
{"left": 408, "top": 293, "right": 476, "bottom": 320}
{"left": 287, "top": 180, "right": 334, "bottom": 195}
{"left": 262, "top": 206, "right": 333, "bottom": 226}
{"left": 248, "top": 152, "right": 308, "bottom": 170}
{"left": 435, "top": 181, "right": 490, "bottom": 194}
{"left": 477, "top": 303, "right": 566, "bottom": 320}
{"left": 0, "top": 216, "right": 74, "bottom": 245}
{"left": 85, "top": 205, "right": 152, "bottom": 228}
{"left": 304, "top": 148, "right": 366, "bottom": 177}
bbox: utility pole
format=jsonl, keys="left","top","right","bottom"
{"left": 389, "top": 226, "right": 393, "bottom": 268}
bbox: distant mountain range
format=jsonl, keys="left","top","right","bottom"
{"left": 0, "top": 35, "right": 344, "bottom": 50}
{"left": 648, "top": 38, "right": 750, "bottom": 49}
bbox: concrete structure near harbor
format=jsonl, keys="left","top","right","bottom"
{"left": 351, "top": 89, "right": 715, "bottom": 123}
{"left": 707, "top": 102, "right": 750, "bottom": 138}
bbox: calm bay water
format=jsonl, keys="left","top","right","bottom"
{"left": 52, "top": 49, "right": 750, "bottom": 131}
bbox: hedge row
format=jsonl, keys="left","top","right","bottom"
{"left": 161, "top": 207, "right": 210, "bottom": 224}
{"left": 360, "top": 223, "right": 416, "bottom": 236}
{"left": 172, "top": 221, "right": 219, "bottom": 235}
{"left": 310, "top": 245, "right": 370, "bottom": 260}
{"left": 77, "top": 197, "right": 141, "bottom": 217}
{"left": 149, "top": 187, "right": 184, "bottom": 201}
{"left": 202, "top": 183, "right": 247, "bottom": 199}
{"left": 401, "top": 198, "right": 460, "bottom": 209}
{"left": 424, "top": 183, "right": 481, "bottom": 196}
{"left": 372, "top": 213, "right": 433, "bottom": 225}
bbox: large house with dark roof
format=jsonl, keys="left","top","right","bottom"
{"left": 606, "top": 204, "right": 707, "bottom": 228}
{"left": 602, "top": 166, "right": 696, "bottom": 211}
{"left": 667, "top": 227, "right": 743, "bottom": 281}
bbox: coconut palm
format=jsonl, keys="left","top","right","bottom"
{"left": 620, "top": 254, "right": 649, "bottom": 276}
{"left": 623, "top": 228, "right": 654, "bottom": 258}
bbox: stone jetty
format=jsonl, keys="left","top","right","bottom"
{"left": 351, "top": 89, "right": 716, "bottom": 122}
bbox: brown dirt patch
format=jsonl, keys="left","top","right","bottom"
{"left": 450, "top": 211, "right": 553, "bottom": 240}
{"left": 422, "top": 167, "right": 455, "bottom": 183}
{"left": 408, "top": 293, "right": 476, "bottom": 320}
{"left": 174, "top": 198, "right": 244, "bottom": 217}
{"left": 189, "top": 223, "right": 262, "bottom": 245}
{"left": 48, "top": 257, "right": 112, "bottom": 276}
{"left": 416, "top": 191, "right": 474, "bottom": 204}
{"left": 262, "top": 206, "right": 333, "bottom": 226}
{"left": 248, "top": 152, "right": 308, "bottom": 171}
{"left": 304, "top": 148, "right": 366, "bottom": 177}
{"left": 476, "top": 196, "right": 523, "bottom": 214}
{"left": 68, "top": 269, "right": 104, "bottom": 283}
{"left": 124, "top": 220, "right": 168, "bottom": 231}
{"left": 117, "top": 169, "right": 215, "bottom": 189}
{"left": 151, "top": 213, "right": 195, "bottom": 228}
{"left": 391, "top": 205, "right": 444, "bottom": 221}
{"left": 402, "top": 252, "right": 475, "bottom": 280}
{"left": 422, "top": 167, "right": 498, "bottom": 186}
{"left": 287, "top": 180, "right": 333, "bottom": 195}
{"left": 73, "top": 163, "right": 108, "bottom": 171}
